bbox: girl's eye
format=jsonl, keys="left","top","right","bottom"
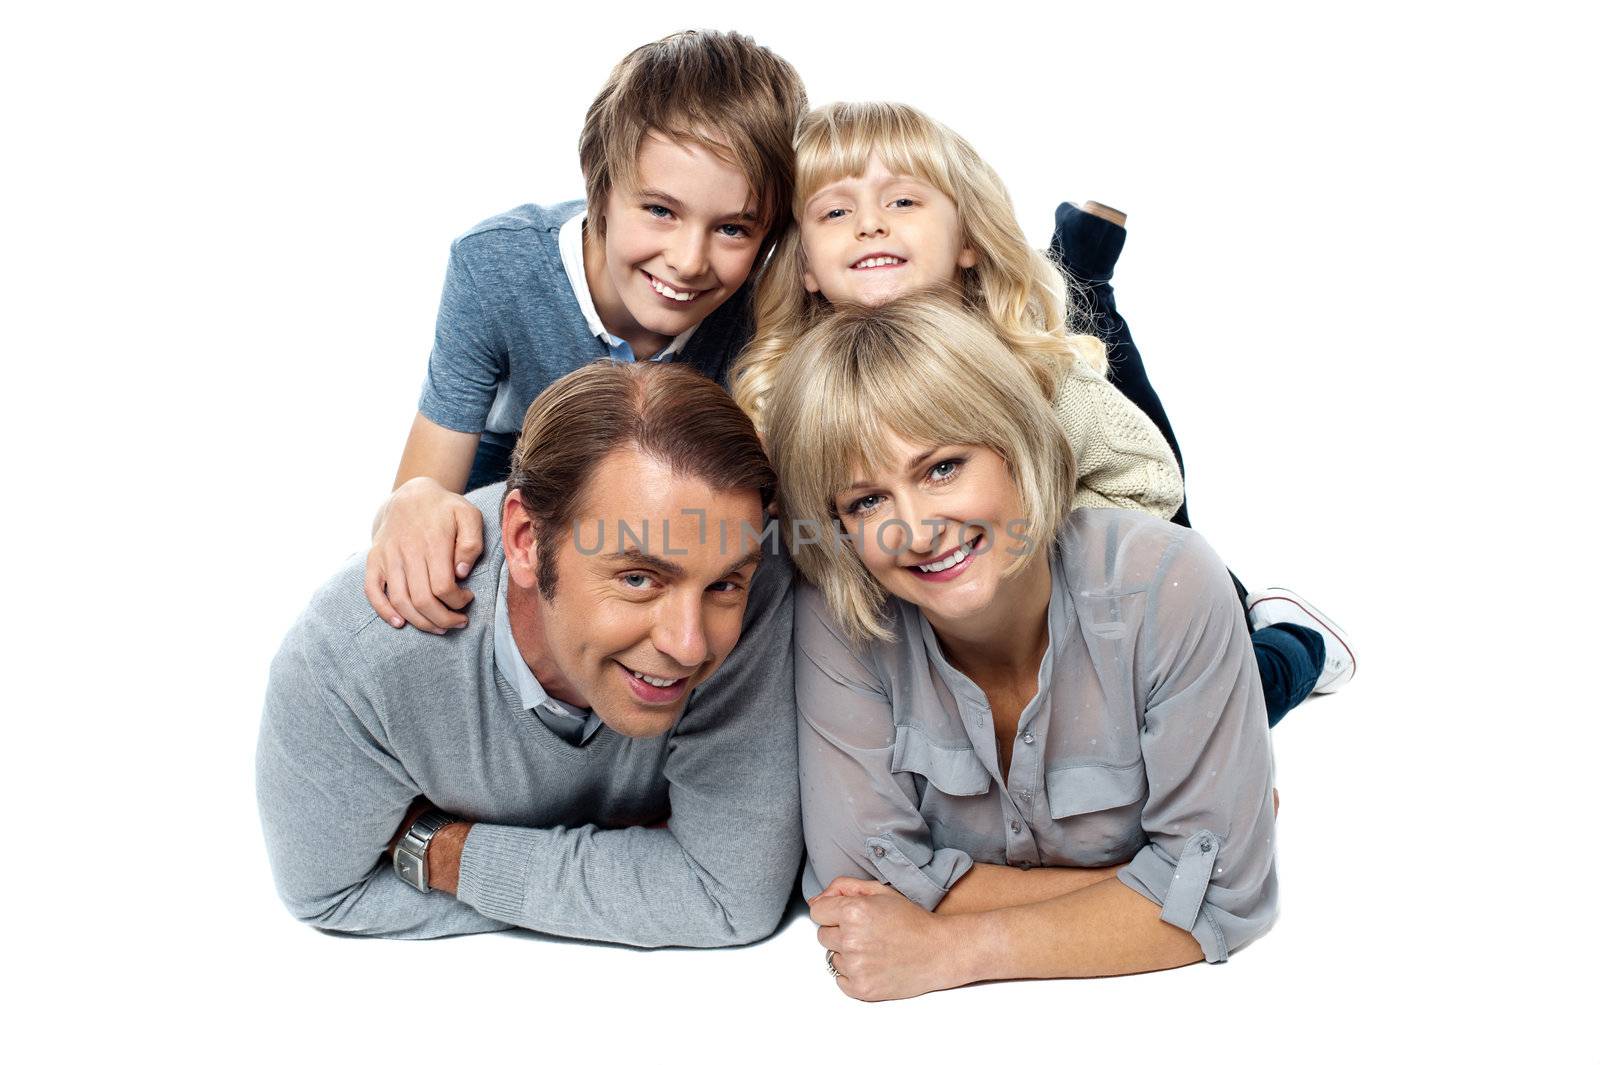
{"left": 891, "top": 197, "right": 916, "bottom": 208}
{"left": 822, "top": 207, "right": 848, "bottom": 221}
{"left": 845, "top": 493, "right": 883, "bottom": 516}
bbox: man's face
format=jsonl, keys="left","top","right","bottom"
{"left": 800, "top": 154, "right": 977, "bottom": 308}
{"left": 506, "top": 447, "right": 766, "bottom": 739}
{"left": 587, "top": 133, "right": 769, "bottom": 356}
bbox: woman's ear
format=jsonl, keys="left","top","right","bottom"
{"left": 957, "top": 246, "right": 978, "bottom": 269}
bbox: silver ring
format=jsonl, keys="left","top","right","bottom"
{"left": 825, "top": 949, "right": 841, "bottom": 978}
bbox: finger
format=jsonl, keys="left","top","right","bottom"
{"left": 364, "top": 555, "right": 405, "bottom": 628}
{"left": 425, "top": 539, "right": 474, "bottom": 614}
{"left": 454, "top": 510, "right": 484, "bottom": 579}
{"left": 816, "top": 924, "right": 845, "bottom": 952}
{"left": 809, "top": 895, "right": 847, "bottom": 926}
{"left": 382, "top": 552, "right": 434, "bottom": 633}
{"left": 1273, "top": 788, "right": 1280, "bottom": 817}
{"left": 399, "top": 544, "right": 462, "bottom": 632}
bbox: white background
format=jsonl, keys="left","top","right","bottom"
{"left": 4, "top": 1, "right": 1596, "bottom": 1060}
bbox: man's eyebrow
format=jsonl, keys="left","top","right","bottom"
{"left": 720, "top": 547, "right": 764, "bottom": 578}
{"left": 603, "top": 549, "right": 687, "bottom": 580}
{"left": 842, "top": 446, "right": 942, "bottom": 491}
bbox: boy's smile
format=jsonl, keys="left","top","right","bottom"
{"left": 586, "top": 133, "right": 768, "bottom": 359}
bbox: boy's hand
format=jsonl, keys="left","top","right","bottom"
{"left": 364, "top": 476, "right": 483, "bottom": 633}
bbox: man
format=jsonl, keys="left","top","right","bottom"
{"left": 257, "top": 360, "right": 797, "bottom": 945}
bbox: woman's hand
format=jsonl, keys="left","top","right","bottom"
{"left": 364, "top": 476, "right": 484, "bottom": 633}
{"left": 811, "top": 889, "right": 970, "bottom": 1002}
{"left": 810, "top": 875, "right": 897, "bottom": 901}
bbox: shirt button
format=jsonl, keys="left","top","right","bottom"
{"left": 1200, "top": 840, "right": 1212, "bottom": 853}
{"left": 871, "top": 845, "right": 887, "bottom": 859}
{"left": 1022, "top": 732, "right": 1035, "bottom": 745}
{"left": 1010, "top": 820, "right": 1021, "bottom": 834}
{"left": 1018, "top": 789, "right": 1031, "bottom": 802}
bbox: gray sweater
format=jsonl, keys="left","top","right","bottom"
{"left": 256, "top": 488, "right": 800, "bottom": 945}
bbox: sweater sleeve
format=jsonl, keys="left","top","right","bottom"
{"left": 451, "top": 540, "right": 803, "bottom": 947}
{"left": 255, "top": 614, "right": 512, "bottom": 940}
{"left": 1053, "top": 362, "right": 1186, "bottom": 519}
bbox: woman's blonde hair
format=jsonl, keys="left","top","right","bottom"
{"left": 732, "top": 100, "right": 1106, "bottom": 434}
{"left": 766, "top": 294, "right": 1075, "bottom": 644}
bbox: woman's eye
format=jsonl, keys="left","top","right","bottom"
{"left": 929, "top": 459, "right": 962, "bottom": 481}
{"left": 845, "top": 494, "right": 883, "bottom": 516}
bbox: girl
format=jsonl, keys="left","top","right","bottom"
{"left": 731, "top": 101, "right": 1351, "bottom": 724}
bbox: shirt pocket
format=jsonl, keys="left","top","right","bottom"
{"left": 892, "top": 727, "right": 990, "bottom": 797}
{"left": 1044, "top": 761, "right": 1149, "bottom": 861}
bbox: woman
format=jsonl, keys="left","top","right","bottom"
{"left": 765, "top": 294, "right": 1278, "bottom": 1001}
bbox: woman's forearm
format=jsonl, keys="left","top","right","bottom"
{"left": 935, "top": 862, "right": 1123, "bottom": 915}
{"left": 949, "top": 875, "right": 1203, "bottom": 982}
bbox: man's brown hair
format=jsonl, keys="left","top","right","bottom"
{"left": 578, "top": 29, "right": 807, "bottom": 258}
{"left": 505, "top": 360, "right": 776, "bottom": 597}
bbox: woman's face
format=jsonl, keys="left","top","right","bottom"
{"left": 799, "top": 155, "right": 977, "bottom": 308}
{"left": 833, "top": 433, "right": 1034, "bottom": 627}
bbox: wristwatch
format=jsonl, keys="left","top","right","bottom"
{"left": 393, "top": 809, "right": 457, "bottom": 893}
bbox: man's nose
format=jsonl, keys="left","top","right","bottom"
{"left": 653, "top": 592, "right": 709, "bottom": 669}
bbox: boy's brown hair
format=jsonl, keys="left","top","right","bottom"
{"left": 579, "top": 30, "right": 807, "bottom": 258}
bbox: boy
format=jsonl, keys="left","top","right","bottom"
{"left": 368, "top": 30, "right": 805, "bottom": 631}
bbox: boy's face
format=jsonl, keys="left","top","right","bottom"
{"left": 587, "top": 133, "right": 768, "bottom": 356}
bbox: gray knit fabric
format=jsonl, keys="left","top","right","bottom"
{"left": 256, "top": 486, "right": 800, "bottom": 945}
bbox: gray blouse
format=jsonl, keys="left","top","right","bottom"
{"left": 796, "top": 508, "right": 1278, "bottom": 962}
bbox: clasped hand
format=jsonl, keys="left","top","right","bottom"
{"left": 810, "top": 876, "right": 967, "bottom": 1002}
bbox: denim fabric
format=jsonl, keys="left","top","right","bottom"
{"left": 1252, "top": 623, "right": 1326, "bottom": 727}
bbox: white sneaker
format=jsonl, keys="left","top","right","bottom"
{"left": 1245, "top": 587, "right": 1357, "bottom": 695}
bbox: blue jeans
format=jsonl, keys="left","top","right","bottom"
{"left": 1050, "top": 202, "right": 1323, "bottom": 726}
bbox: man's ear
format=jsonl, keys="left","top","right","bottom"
{"left": 502, "top": 491, "right": 540, "bottom": 590}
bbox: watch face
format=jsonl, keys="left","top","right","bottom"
{"left": 395, "top": 849, "right": 424, "bottom": 890}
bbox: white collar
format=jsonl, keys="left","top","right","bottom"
{"left": 556, "top": 210, "right": 696, "bottom": 359}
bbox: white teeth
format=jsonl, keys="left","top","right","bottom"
{"left": 630, "top": 669, "right": 678, "bottom": 688}
{"left": 916, "top": 536, "right": 980, "bottom": 573}
{"left": 852, "top": 256, "right": 904, "bottom": 270}
{"left": 648, "top": 275, "right": 700, "bottom": 301}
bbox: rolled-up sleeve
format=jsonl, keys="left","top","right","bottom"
{"left": 1116, "top": 532, "right": 1278, "bottom": 962}
{"left": 795, "top": 586, "right": 973, "bottom": 909}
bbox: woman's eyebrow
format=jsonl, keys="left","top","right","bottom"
{"left": 842, "top": 447, "right": 941, "bottom": 491}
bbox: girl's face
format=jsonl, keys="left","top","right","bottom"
{"left": 833, "top": 434, "right": 1033, "bottom": 629}
{"left": 799, "top": 155, "right": 977, "bottom": 307}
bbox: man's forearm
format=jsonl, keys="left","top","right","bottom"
{"left": 935, "top": 862, "right": 1124, "bottom": 915}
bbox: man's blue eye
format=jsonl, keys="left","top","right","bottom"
{"left": 622, "top": 574, "right": 652, "bottom": 588}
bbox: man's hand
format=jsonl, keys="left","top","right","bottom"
{"left": 811, "top": 889, "right": 969, "bottom": 1002}
{"left": 365, "top": 476, "right": 484, "bottom": 633}
{"left": 386, "top": 799, "right": 471, "bottom": 896}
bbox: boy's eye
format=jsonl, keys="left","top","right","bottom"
{"left": 718, "top": 223, "right": 751, "bottom": 238}
{"left": 645, "top": 204, "right": 673, "bottom": 219}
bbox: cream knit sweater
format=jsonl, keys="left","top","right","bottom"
{"left": 1055, "top": 361, "right": 1185, "bottom": 519}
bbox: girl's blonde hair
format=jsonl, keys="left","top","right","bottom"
{"left": 766, "top": 294, "right": 1075, "bottom": 645}
{"left": 732, "top": 100, "right": 1106, "bottom": 434}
